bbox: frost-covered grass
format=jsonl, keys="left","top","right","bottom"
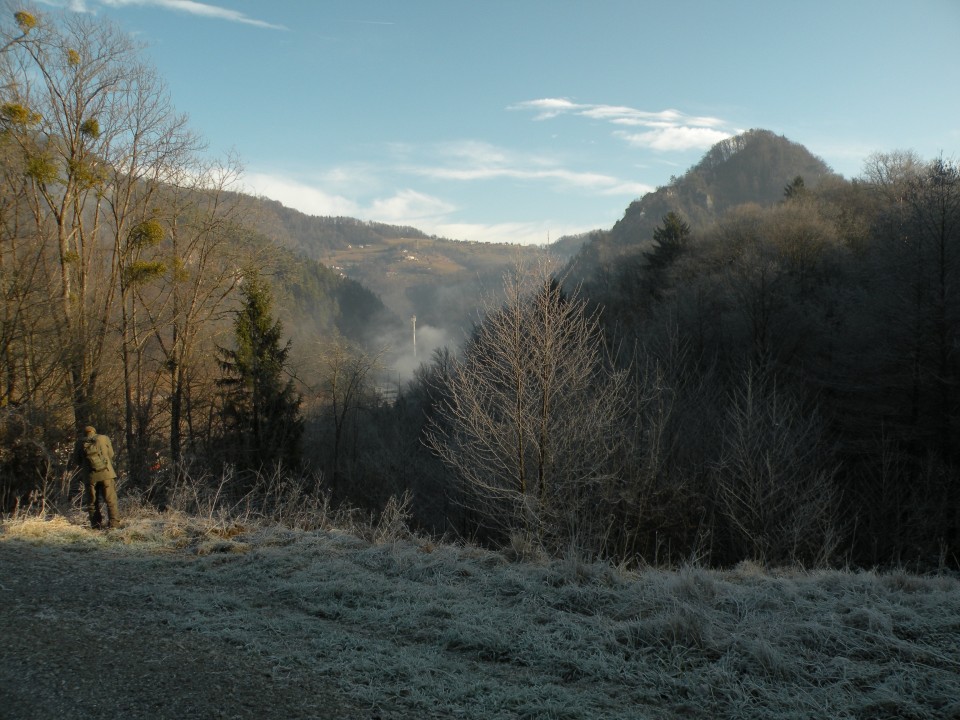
{"left": 3, "top": 511, "right": 960, "bottom": 719}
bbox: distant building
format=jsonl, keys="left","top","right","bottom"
{"left": 373, "top": 384, "right": 398, "bottom": 407}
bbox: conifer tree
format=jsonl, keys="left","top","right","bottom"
{"left": 217, "top": 270, "right": 302, "bottom": 474}
{"left": 643, "top": 211, "right": 691, "bottom": 298}
{"left": 783, "top": 175, "right": 807, "bottom": 200}
{"left": 645, "top": 211, "right": 691, "bottom": 270}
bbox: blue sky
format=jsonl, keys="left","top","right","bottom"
{"left": 35, "top": 0, "right": 960, "bottom": 245}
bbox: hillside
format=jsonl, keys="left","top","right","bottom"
{"left": 567, "top": 129, "right": 837, "bottom": 280}
{"left": 3, "top": 514, "right": 959, "bottom": 719}
{"left": 235, "top": 195, "right": 584, "bottom": 340}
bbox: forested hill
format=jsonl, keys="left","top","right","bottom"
{"left": 568, "top": 129, "right": 836, "bottom": 280}
{"left": 230, "top": 194, "right": 580, "bottom": 340}
{"left": 238, "top": 197, "right": 432, "bottom": 257}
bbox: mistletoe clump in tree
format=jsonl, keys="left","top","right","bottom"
{"left": 216, "top": 269, "right": 302, "bottom": 476}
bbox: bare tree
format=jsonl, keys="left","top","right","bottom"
{"left": 0, "top": 97, "right": 64, "bottom": 413}
{"left": 906, "top": 158, "right": 960, "bottom": 459}
{"left": 723, "top": 234, "right": 785, "bottom": 370}
{"left": 0, "top": 8, "right": 200, "bottom": 436}
{"left": 317, "top": 340, "right": 383, "bottom": 500}
{"left": 712, "top": 368, "right": 840, "bottom": 565}
{"left": 426, "top": 260, "right": 632, "bottom": 552}
{"left": 866, "top": 155, "right": 960, "bottom": 460}
{"left": 130, "top": 158, "right": 247, "bottom": 478}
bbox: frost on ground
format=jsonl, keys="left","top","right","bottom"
{"left": 2, "top": 514, "right": 959, "bottom": 719}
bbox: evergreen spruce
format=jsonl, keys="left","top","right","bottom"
{"left": 217, "top": 270, "right": 302, "bottom": 475}
{"left": 643, "top": 211, "right": 691, "bottom": 298}
{"left": 645, "top": 211, "right": 691, "bottom": 270}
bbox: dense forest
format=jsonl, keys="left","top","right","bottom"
{"left": 2, "top": 10, "right": 958, "bottom": 572}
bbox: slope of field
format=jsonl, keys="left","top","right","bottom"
{"left": 2, "top": 514, "right": 959, "bottom": 719}
{"left": 318, "top": 235, "right": 547, "bottom": 331}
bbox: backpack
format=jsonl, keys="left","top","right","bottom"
{"left": 84, "top": 436, "right": 109, "bottom": 472}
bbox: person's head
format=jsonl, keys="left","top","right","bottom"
{"left": 84, "top": 425, "right": 96, "bottom": 437}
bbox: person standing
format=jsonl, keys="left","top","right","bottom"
{"left": 80, "top": 426, "right": 120, "bottom": 529}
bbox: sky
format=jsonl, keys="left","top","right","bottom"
{"left": 32, "top": 0, "right": 960, "bottom": 245}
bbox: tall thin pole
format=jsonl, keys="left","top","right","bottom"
{"left": 411, "top": 315, "right": 417, "bottom": 358}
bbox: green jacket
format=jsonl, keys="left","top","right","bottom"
{"left": 82, "top": 432, "right": 116, "bottom": 480}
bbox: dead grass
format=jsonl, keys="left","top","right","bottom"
{"left": 3, "top": 505, "right": 959, "bottom": 719}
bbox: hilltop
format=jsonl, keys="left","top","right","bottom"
{"left": 567, "top": 129, "right": 837, "bottom": 280}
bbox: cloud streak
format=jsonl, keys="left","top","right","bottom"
{"left": 510, "top": 98, "right": 736, "bottom": 151}
{"left": 98, "top": 0, "right": 286, "bottom": 29}
{"left": 369, "top": 189, "right": 456, "bottom": 224}
{"left": 615, "top": 126, "right": 735, "bottom": 152}
{"left": 243, "top": 171, "right": 457, "bottom": 228}
{"left": 405, "top": 140, "right": 652, "bottom": 195}
{"left": 242, "top": 172, "right": 360, "bottom": 217}
{"left": 242, "top": 131, "right": 657, "bottom": 246}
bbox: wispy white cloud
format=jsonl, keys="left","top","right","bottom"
{"left": 600, "top": 181, "right": 655, "bottom": 197}
{"left": 615, "top": 126, "right": 735, "bottom": 152}
{"left": 244, "top": 171, "right": 455, "bottom": 229}
{"left": 512, "top": 97, "right": 579, "bottom": 120}
{"left": 415, "top": 164, "right": 617, "bottom": 187}
{"left": 243, "top": 138, "right": 652, "bottom": 246}
{"left": 243, "top": 172, "right": 360, "bottom": 217}
{"left": 510, "top": 98, "right": 736, "bottom": 152}
{"left": 97, "top": 0, "right": 287, "bottom": 30}
{"left": 369, "top": 189, "right": 456, "bottom": 224}
{"left": 36, "top": 0, "right": 94, "bottom": 11}
{"left": 404, "top": 140, "right": 643, "bottom": 196}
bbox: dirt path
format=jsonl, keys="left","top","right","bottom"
{"left": 0, "top": 540, "right": 373, "bottom": 720}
